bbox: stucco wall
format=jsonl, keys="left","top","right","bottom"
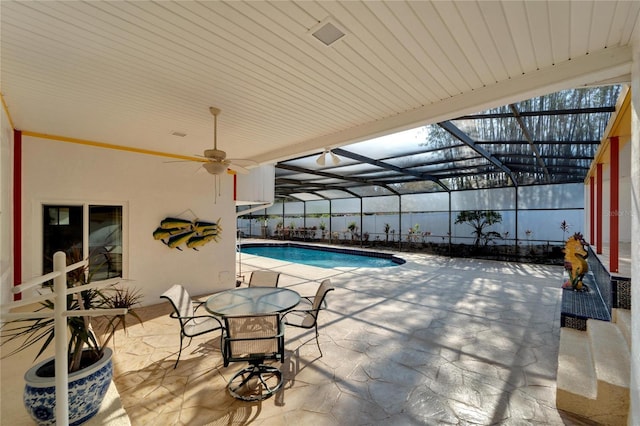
{"left": 20, "top": 136, "right": 237, "bottom": 305}
{"left": 0, "top": 103, "right": 13, "bottom": 308}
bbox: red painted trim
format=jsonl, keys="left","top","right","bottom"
{"left": 610, "top": 137, "right": 619, "bottom": 272}
{"left": 589, "top": 176, "right": 595, "bottom": 245}
{"left": 233, "top": 174, "right": 237, "bottom": 201}
{"left": 13, "top": 130, "right": 22, "bottom": 301}
{"left": 596, "top": 163, "right": 603, "bottom": 254}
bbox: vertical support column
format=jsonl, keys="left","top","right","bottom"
{"left": 448, "top": 192, "right": 452, "bottom": 257}
{"left": 328, "top": 200, "right": 332, "bottom": 243}
{"left": 303, "top": 201, "right": 306, "bottom": 231}
{"left": 514, "top": 186, "right": 519, "bottom": 250}
{"left": 12, "top": 130, "right": 22, "bottom": 301}
{"left": 596, "top": 163, "right": 603, "bottom": 254}
{"left": 610, "top": 136, "right": 619, "bottom": 272}
{"left": 53, "top": 251, "right": 69, "bottom": 425}
{"left": 590, "top": 176, "right": 595, "bottom": 244}
{"left": 359, "top": 198, "right": 363, "bottom": 247}
{"left": 398, "top": 195, "right": 402, "bottom": 250}
{"left": 628, "top": 34, "right": 640, "bottom": 423}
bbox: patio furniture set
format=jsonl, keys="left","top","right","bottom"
{"left": 160, "top": 272, "right": 334, "bottom": 401}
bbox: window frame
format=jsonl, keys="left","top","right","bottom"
{"left": 36, "top": 200, "right": 128, "bottom": 280}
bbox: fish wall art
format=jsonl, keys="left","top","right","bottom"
{"left": 153, "top": 217, "right": 222, "bottom": 250}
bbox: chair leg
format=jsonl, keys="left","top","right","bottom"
{"left": 314, "top": 323, "right": 322, "bottom": 357}
{"left": 174, "top": 333, "right": 185, "bottom": 369}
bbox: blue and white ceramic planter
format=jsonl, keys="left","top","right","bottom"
{"left": 23, "top": 347, "right": 113, "bottom": 426}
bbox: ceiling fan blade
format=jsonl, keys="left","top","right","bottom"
{"left": 228, "top": 163, "right": 250, "bottom": 174}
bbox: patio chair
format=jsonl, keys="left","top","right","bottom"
{"left": 282, "top": 279, "right": 334, "bottom": 356}
{"left": 248, "top": 270, "right": 280, "bottom": 287}
{"left": 222, "top": 313, "right": 285, "bottom": 401}
{"left": 160, "top": 284, "right": 224, "bottom": 369}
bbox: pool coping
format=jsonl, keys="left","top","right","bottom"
{"left": 238, "top": 242, "right": 406, "bottom": 266}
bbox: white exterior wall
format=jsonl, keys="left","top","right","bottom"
{"left": 20, "top": 136, "right": 237, "bottom": 305}
{"left": 0, "top": 104, "right": 13, "bottom": 307}
{"left": 235, "top": 164, "right": 275, "bottom": 205}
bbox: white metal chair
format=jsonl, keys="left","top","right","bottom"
{"left": 222, "top": 313, "right": 285, "bottom": 401}
{"left": 248, "top": 270, "right": 281, "bottom": 288}
{"left": 283, "top": 279, "right": 334, "bottom": 356}
{"left": 160, "top": 284, "right": 224, "bottom": 368}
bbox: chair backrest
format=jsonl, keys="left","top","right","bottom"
{"left": 311, "top": 279, "right": 335, "bottom": 313}
{"left": 160, "top": 284, "right": 195, "bottom": 327}
{"left": 248, "top": 270, "right": 280, "bottom": 288}
{"left": 223, "top": 313, "right": 284, "bottom": 366}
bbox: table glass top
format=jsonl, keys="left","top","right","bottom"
{"left": 205, "top": 287, "right": 300, "bottom": 316}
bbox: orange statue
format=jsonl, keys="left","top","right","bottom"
{"left": 563, "top": 232, "right": 589, "bottom": 291}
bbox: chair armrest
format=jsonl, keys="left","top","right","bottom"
{"left": 300, "top": 296, "right": 329, "bottom": 310}
{"left": 169, "top": 311, "right": 224, "bottom": 326}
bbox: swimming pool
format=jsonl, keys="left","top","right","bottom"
{"left": 239, "top": 243, "right": 404, "bottom": 268}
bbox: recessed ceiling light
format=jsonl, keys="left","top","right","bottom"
{"left": 309, "top": 18, "right": 346, "bottom": 47}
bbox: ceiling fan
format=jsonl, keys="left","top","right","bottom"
{"left": 198, "top": 107, "right": 253, "bottom": 175}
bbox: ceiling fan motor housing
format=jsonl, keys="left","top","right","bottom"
{"left": 204, "top": 148, "right": 226, "bottom": 160}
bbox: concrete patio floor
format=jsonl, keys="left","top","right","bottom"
{"left": 2, "top": 248, "right": 597, "bottom": 425}
{"left": 110, "top": 249, "right": 595, "bottom": 425}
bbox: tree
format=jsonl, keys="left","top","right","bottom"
{"left": 455, "top": 210, "right": 503, "bottom": 247}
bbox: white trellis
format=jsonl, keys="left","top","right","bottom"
{"left": 0, "top": 251, "right": 126, "bottom": 426}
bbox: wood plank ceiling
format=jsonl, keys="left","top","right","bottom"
{"left": 1, "top": 1, "right": 638, "bottom": 165}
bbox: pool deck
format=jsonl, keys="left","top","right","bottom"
{"left": 2, "top": 243, "right": 595, "bottom": 425}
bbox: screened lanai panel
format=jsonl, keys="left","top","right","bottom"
{"left": 306, "top": 200, "right": 330, "bottom": 214}
{"left": 389, "top": 180, "right": 444, "bottom": 194}
{"left": 349, "top": 186, "right": 396, "bottom": 197}
{"left": 289, "top": 193, "right": 325, "bottom": 201}
{"left": 274, "top": 85, "right": 622, "bottom": 198}
{"left": 402, "top": 192, "right": 450, "bottom": 212}
{"left": 345, "top": 128, "right": 429, "bottom": 158}
{"left": 331, "top": 198, "right": 360, "bottom": 213}
{"left": 440, "top": 172, "right": 512, "bottom": 190}
{"left": 316, "top": 189, "right": 355, "bottom": 199}
{"left": 284, "top": 201, "right": 304, "bottom": 215}
{"left": 386, "top": 145, "right": 482, "bottom": 169}
{"left": 363, "top": 196, "right": 399, "bottom": 213}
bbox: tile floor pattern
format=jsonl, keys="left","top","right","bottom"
{"left": 108, "top": 251, "right": 597, "bottom": 425}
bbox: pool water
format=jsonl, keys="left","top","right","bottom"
{"left": 240, "top": 244, "right": 403, "bottom": 268}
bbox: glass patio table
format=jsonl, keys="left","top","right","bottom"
{"left": 205, "top": 287, "right": 300, "bottom": 316}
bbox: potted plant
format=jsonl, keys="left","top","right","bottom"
{"left": 347, "top": 221, "right": 358, "bottom": 242}
{"left": 319, "top": 221, "right": 326, "bottom": 240}
{"left": 1, "top": 250, "right": 142, "bottom": 425}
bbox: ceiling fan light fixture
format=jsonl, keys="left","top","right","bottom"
{"left": 203, "top": 161, "right": 228, "bottom": 175}
{"left": 316, "top": 149, "right": 341, "bottom": 166}
{"left": 329, "top": 151, "right": 341, "bottom": 165}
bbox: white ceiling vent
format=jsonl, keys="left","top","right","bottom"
{"left": 310, "top": 18, "right": 346, "bottom": 47}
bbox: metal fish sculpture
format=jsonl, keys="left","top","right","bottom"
{"left": 186, "top": 234, "right": 219, "bottom": 250}
{"left": 167, "top": 231, "right": 196, "bottom": 251}
{"left": 155, "top": 216, "right": 222, "bottom": 250}
{"left": 160, "top": 217, "right": 193, "bottom": 230}
{"left": 193, "top": 219, "right": 221, "bottom": 233}
{"left": 153, "top": 227, "right": 187, "bottom": 242}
